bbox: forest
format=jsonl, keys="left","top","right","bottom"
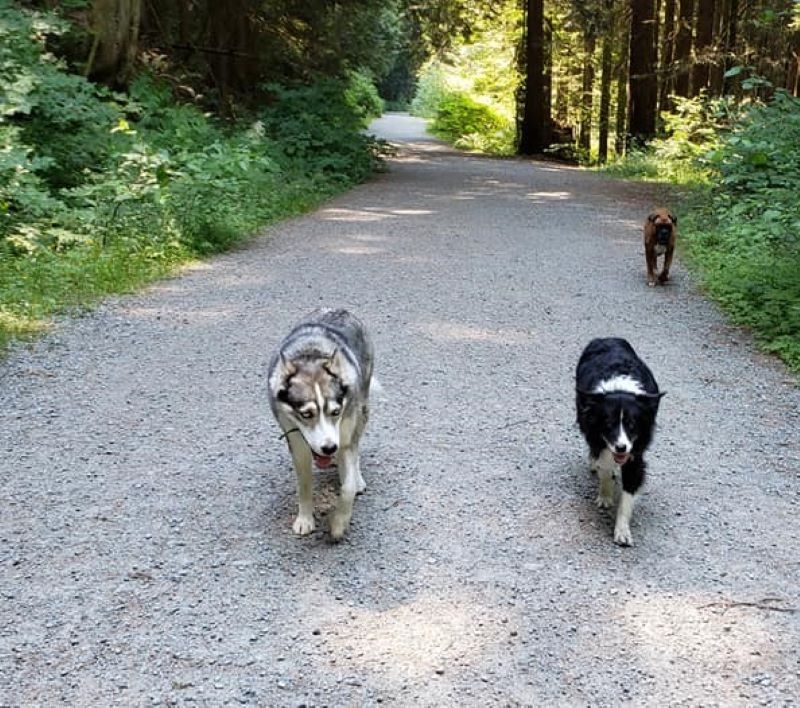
{"left": 1, "top": 0, "right": 799, "bottom": 369}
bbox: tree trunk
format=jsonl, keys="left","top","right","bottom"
{"left": 88, "top": 0, "right": 142, "bottom": 88}
{"left": 518, "top": 0, "right": 551, "bottom": 154}
{"left": 660, "top": 0, "right": 676, "bottom": 111}
{"left": 673, "top": 0, "right": 694, "bottom": 96}
{"left": 598, "top": 25, "right": 614, "bottom": 163}
{"left": 628, "top": 0, "right": 658, "bottom": 146}
{"left": 206, "top": 0, "right": 261, "bottom": 114}
{"left": 614, "top": 7, "right": 630, "bottom": 155}
{"left": 579, "top": 31, "right": 596, "bottom": 154}
{"left": 691, "top": 0, "right": 715, "bottom": 95}
{"left": 721, "top": 0, "right": 739, "bottom": 93}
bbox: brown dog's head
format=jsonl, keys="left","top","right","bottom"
{"left": 647, "top": 209, "right": 677, "bottom": 246}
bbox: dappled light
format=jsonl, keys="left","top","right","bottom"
{"left": 321, "top": 207, "right": 435, "bottom": 223}
{"left": 331, "top": 245, "right": 386, "bottom": 256}
{"left": 618, "top": 593, "right": 795, "bottom": 696}
{"left": 324, "top": 596, "right": 501, "bottom": 679}
{"left": 526, "top": 191, "right": 571, "bottom": 200}
{"left": 417, "top": 321, "right": 535, "bottom": 346}
{"left": 321, "top": 208, "right": 394, "bottom": 223}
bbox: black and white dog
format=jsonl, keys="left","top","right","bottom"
{"left": 575, "top": 338, "right": 664, "bottom": 546}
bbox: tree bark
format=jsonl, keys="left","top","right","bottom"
{"left": 598, "top": 17, "right": 614, "bottom": 163}
{"left": 518, "top": 0, "right": 551, "bottom": 154}
{"left": 660, "top": 0, "right": 676, "bottom": 111}
{"left": 691, "top": 0, "right": 716, "bottom": 95}
{"left": 628, "top": 0, "right": 658, "bottom": 146}
{"left": 673, "top": 0, "right": 694, "bottom": 97}
{"left": 88, "top": 0, "right": 142, "bottom": 88}
{"left": 614, "top": 7, "right": 630, "bottom": 155}
{"left": 579, "top": 31, "right": 596, "bottom": 154}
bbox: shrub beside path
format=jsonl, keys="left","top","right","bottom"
{"left": 1, "top": 113, "right": 798, "bottom": 705}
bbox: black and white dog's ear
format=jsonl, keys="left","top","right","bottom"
{"left": 576, "top": 388, "right": 603, "bottom": 403}
{"left": 637, "top": 391, "right": 666, "bottom": 408}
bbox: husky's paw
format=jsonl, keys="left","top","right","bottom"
{"left": 595, "top": 493, "right": 614, "bottom": 509}
{"left": 614, "top": 523, "right": 633, "bottom": 546}
{"left": 292, "top": 514, "right": 315, "bottom": 536}
{"left": 329, "top": 513, "right": 351, "bottom": 541}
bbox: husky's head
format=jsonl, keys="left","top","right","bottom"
{"left": 273, "top": 350, "right": 349, "bottom": 468}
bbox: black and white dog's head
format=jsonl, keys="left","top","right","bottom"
{"left": 576, "top": 382, "right": 662, "bottom": 465}
{"left": 575, "top": 338, "right": 663, "bottom": 464}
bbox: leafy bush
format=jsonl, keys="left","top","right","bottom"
{"left": 430, "top": 91, "right": 514, "bottom": 154}
{"left": 259, "top": 78, "right": 384, "bottom": 185}
{"left": 410, "top": 60, "right": 450, "bottom": 119}
{"left": 685, "top": 91, "right": 800, "bottom": 370}
{"left": 343, "top": 70, "right": 385, "bottom": 125}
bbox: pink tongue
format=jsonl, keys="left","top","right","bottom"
{"left": 614, "top": 453, "right": 629, "bottom": 465}
{"left": 314, "top": 455, "right": 333, "bottom": 469}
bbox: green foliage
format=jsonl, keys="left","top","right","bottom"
{"left": 684, "top": 91, "right": 800, "bottom": 370}
{"left": 409, "top": 4, "right": 519, "bottom": 155}
{"left": 0, "top": 4, "right": 383, "bottom": 352}
{"left": 410, "top": 60, "right": 451, "bottom": 119}
{"left": 430, "top": 91, "right": 514, "bottom": 154}
{"left": 259, "top": 77, "right": 385, "bottom": 185}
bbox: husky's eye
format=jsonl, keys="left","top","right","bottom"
{"left": 329, "top": 406, "right": 341, "bottom": 417}
{"left": 298, "top": 409, "right": 315, "bottom": 420}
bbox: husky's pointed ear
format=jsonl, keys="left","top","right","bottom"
{"left": 278, "top": 351, "right": 297, "bottom": 378}
{"left": 323, "top": 348, "right": 341, "bottom": 376}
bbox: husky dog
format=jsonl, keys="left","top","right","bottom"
{"left": 268, "top": 309, "right": 374, "bottom": 540}
{"left": 575, "top": 338, "right": 664, "bottom": 546}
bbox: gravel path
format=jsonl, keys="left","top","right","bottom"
{"left": 2, "top": 113, "right": 798, "bottom": 706}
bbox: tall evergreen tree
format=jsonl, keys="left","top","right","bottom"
{"left": 628, "top": 0, "right": 658, "bottom": 144}
{"left": 518, "top": 0, "right": 551, "bottom": 154}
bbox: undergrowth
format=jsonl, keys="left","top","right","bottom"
{"left": 0, "top": 3, "right": 385, "bottom": 351}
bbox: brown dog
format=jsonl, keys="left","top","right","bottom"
{"left": 644, "top": 209, "right": 677, "bottom": 286}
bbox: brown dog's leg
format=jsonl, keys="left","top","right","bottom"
{"left": 658, "top": 245, "right": 674, "bottom": 284}
{"left": 645, "top": 246, "right": 657, "bottom": 286}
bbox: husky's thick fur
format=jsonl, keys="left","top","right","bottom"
{"left": 268, "top": 309, "right": 374, "bottom": 540}
{"left": 575, "top": 338, "right": 664, "bottom": 546}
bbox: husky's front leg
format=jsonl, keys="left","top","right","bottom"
{"left": 330, "top": 446, "right": 359, "bottom": 540}
{"left": 287, "top": 436, "right": 315, "bottom": 535}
